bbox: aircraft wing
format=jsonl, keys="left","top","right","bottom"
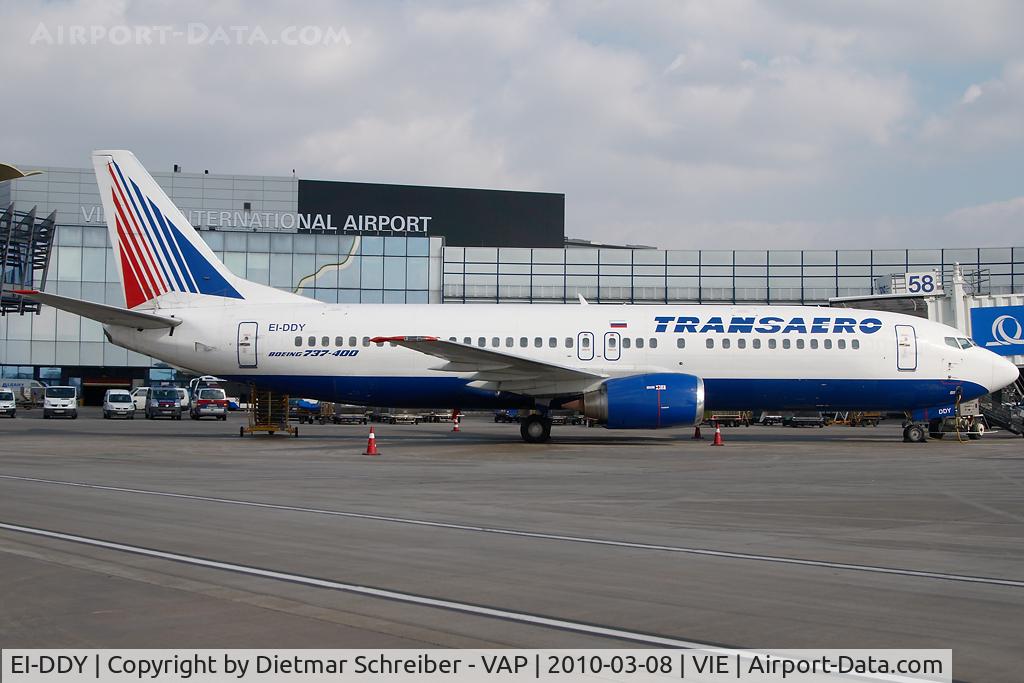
{"left": 12, "top": 290, "right": 182, "bottom": 329}
{"left": 370, "top": 336, "right": 605, "bottom": 396}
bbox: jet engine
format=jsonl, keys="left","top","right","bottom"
{"left": 566, "top": 373, "right": 704, "bottom": 429}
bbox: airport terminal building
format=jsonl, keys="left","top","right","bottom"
{"left": 2, "top": 162, "right": 1023, "bottom": 402}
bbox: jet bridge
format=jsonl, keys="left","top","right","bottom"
{"left": 1, "top": 203, "right": 56, "bottom": 316}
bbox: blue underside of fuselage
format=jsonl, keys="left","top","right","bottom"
{"left": 224, "top": 374, "right": 986, "bottom": 412}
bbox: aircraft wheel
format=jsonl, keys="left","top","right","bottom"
{"left": 903, "top": 424, "right": 927, "bottom": 443}
{"left": 520, "top": 414, "right": 551, "bottom": 443}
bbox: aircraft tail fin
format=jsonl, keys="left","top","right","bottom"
{"left": 91, "top": 150, "right": 303, "bottom": 309}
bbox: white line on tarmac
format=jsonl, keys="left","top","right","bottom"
{"left": 2, "top": 473, "right": 1021, "bottom": 589}
{"left": 0, "top": 520, "right": 944, "bottom": 683}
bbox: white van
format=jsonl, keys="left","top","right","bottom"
{"left": 0, "top": 389, "right": 16, "bottom": 418}
{"left": 130, "top": 387, "right": 150, "bottom": 410}
{"left": 190, "top": 386, "right": 228, "bottom": 420}
{"left": 103, "top": 389, "right": 136, "bottom": 419}
{"left": 43, "top": 386, "right": 78, "bottom": 419}
{"left": 175, "top": 387, "right": 190, "bottom": 409}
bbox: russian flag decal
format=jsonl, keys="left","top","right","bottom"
{"left": 610, "top": 321, "right": 628, "bottom": 329}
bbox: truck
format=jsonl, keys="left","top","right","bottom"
{"left": 330, "top": 404, "right": 370, "bottom": 425}
{"left": 706, "top": 411, "right": 752, "bottom": 427}
{"left": 926, "top": 400, "right": 989, "bottom": 440}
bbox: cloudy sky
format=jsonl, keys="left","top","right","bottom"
{"left": 2, "top": 0, "right": 1023, "bottom": 249}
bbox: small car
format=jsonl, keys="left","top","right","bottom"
{"left": 0, "top": 389, "right": 16, "bottom": 418}
{"left": 130, "top": 387, "right": 150, "bottom": 410}
{"left": 190, "top": 387, "right": 229, "bottom": 420}
{"left": 146, "top": 387, "right": 183, "bottom": 420}
{"left": 175, "top": 387, "right": 190, "bottom": 409}
{"left": 43, "top": 385, "right": 78, "bottom": 419}
{"left": 103, "top": 389, "right": 136, "bottom": 419}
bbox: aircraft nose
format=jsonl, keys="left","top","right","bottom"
{"left": 991, "top": 355, "right": 1020, "bottom": 392}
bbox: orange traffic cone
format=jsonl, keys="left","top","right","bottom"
{"left": 711, "top": 422, "right": 724, "bottom": 446}
{"left": 691, "top": 425, "right": 703, "bottom": 440}
{"left": 364, "top": 426, "right": 380, "bottom": 455}
{"left": 452, "top": 409, "right": 461, "bottom": 432}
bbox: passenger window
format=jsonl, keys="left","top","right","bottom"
{"left": 706, "top": 338, "right": 714, "bottom": 349}
{"left": 768, "top": 339, "right": 776, "bottom": 349}
{"left": 520, "top": 337, "right": 528, "bottom": 347}
{"left": 608, "top": 336, "right": 617, "bottom": 348}
{"left": 294, "top": 336, "right": 302, "bottom": 347}
{"left": 810, "top": 339, "right": 818, "bottom": 349}
{"left": 449, "top": 337, "right": 457, "bottom": 342}
{"left": 676, "top": 338, "right": 685, "bottom": 349}
{"left": 582, "top": 336, "right": 591, "bottom": 348}
{"left": 506, "top": 337, "right": 514, "bottom": 347}
{"left": 349, "top": 336, "right": 357, "bottom": 347}
{"left": 549, "top": 337, "right": 557, "bottom": 348}
{"left": 737, "top": 338, "right": 746, "bottom": 349}
{"left": 752, "top": 339, "right": 761, "bottom": 349}
{"left": 534, "top": 337, "right": 543, "bottom": 348}
{"left": 335, "top": 336, "right": 344, "bottom": 347}
{"left": 649, "top": 338, "right": 657, "bottom": 349}
{"left": 622, "top": 337, "right": 631, "bottom": 349}
{"left": 722, "top": 338, "right": 731, "bottom": 349}
{"left": 837, "top": 339, "right": 846, "bottom": 349}
{"left": 852, "top": 339, "right": 860, "bottom": 350}
{"left": 464, "top": 337, "right": 472, "bottom": 345}
{"left": 308, "top": 336, "right": 316, "bottom": 347}
{"left": 322, "top": 336, "right": 329, "bottom": 347}
{"left": 636, "top": 338, "right": 645, "bottom": 349}
{"left": 824, "top": 339, "right": 832, "bottom": 350}
{"left": 478, "top": 337, "right": 486, "bottom": 347}
{"left": 362, "top": 337, "right": 370, "bottom": 347}
{"left": 565, "top": 337, "right": 574, "bottom": 348}
{"left": 783, "top": 339, "right": 791, "bottom": 349}
{"left": 796, "top": 339, "right": 805, "bottom": 349}
{"left": 492, "top": 337, "right": 500, "bottom": 347}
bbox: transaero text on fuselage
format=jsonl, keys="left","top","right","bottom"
{"left": 81, "top": 207, "right": 431, "bottom": 233}
{"left": 653, "top": 315, "right": 884, "bottom": 334}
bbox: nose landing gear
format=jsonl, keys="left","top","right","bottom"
{"left": 902, "top": 423, "right": 927, "bottom": 443}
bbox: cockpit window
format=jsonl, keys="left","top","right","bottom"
{"left": 945, "top": 336, "right": 976, "bottom": 349}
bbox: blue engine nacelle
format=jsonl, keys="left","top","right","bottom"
{"left": 575, "top": 373, "right": 705, "bottom": 429}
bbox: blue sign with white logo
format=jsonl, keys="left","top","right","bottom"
{"left": 970, "top": 305, "right": 1024, "bottom": 356}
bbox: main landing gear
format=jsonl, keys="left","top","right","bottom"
{"left": 520, "top": 414, "right": 552, "bottom": 443}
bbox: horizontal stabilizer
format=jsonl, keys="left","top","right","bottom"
{"left": 12, "top": 290, "right": 182, "bottom": 329}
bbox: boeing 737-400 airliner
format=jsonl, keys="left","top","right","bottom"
{"left": 15, "top": 151, "right": 1020, "bottom": 443}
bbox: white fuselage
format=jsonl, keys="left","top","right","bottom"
{"left": 105, "top": 302, "right": 1015, "bottom": 412}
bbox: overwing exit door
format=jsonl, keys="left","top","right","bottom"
{"left": 577, "top": 332, "right": 595, "bottom": 361}
{"left": 895, "top": 324, "right": 917, "bottom": 371}
{"left": 238, "top": 322, "right": 258, "bottom": 368}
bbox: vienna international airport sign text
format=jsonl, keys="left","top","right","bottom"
{"left": 82, "top": 207, "right": 431, "bottom": 233}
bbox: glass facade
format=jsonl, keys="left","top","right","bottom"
{"left": 443, "top": 247, "right": 1024, "bottom": 304}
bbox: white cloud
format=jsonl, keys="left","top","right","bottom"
{"left": 0, "top": 1, "right": 1021, "bottom": 251}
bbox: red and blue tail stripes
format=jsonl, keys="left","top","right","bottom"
{"left": 106, "top": 161, "right": 242, "bottom": 307}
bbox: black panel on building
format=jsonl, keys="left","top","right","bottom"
{"left": 298, "top": 179, "right": 564, "bottom": 248}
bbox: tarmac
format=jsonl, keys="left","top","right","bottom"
{"left": 1, "top": 409, "right": 1022, "bottom": 680}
